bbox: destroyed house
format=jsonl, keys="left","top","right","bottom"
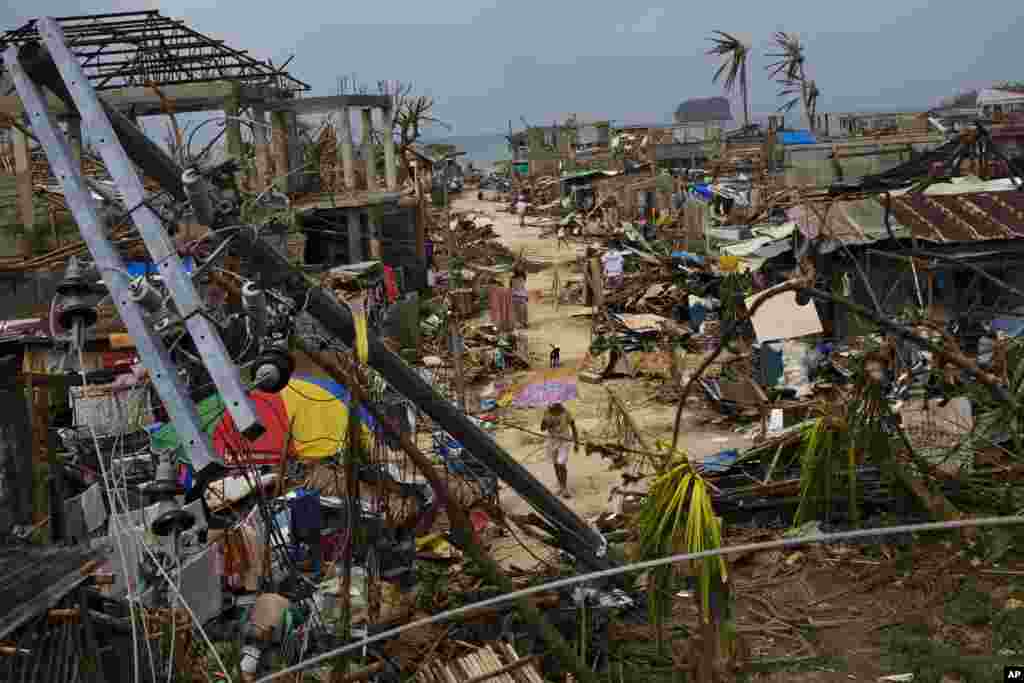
{"left": 508, "top": 120, "right": 611, "bottom": 175}
{"left": 774, "top": 178, "right": 1024, "bottom": 346}
{"left": 298, "top": 195, "right": 427, "bottom": 291}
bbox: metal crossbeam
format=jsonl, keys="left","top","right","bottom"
{"left": 32, "top": 16, "right": 262, "bottom": 449}
{"left": 2, "top": 44, "right": 220, "bottom": 468}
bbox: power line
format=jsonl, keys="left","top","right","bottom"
{"left": 255, "top": 513, "right": 1024, "bottom": 682}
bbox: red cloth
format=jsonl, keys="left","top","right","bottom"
{"left": 489, "top": 287, "right": 513, "bottom": 332}
{"left": 383, "top": 266, "right": 399, "bottom": 303}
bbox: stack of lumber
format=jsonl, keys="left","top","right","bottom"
{"left": 415, "top": 643, "right": 543, "bottom": 683}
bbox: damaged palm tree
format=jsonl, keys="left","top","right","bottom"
{"left": 766, "top": 32, "right": 820, "bottom": 132}
{"left": 707, "top": 31, "right": 752, "bottom": 129}
{"left": 637, "top": 447, "right": 737, "bottom": 683}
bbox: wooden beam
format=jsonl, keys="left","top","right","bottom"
{"left": 0, "top": 81, "right": 237, "bottom": 117}
{"left": 362, "top": 108, "right": 378, "bottom": 191}
{"left": 263, "top": 95, "right": 391, "bottom": 116}
{"left": 12, "top": 124, "right": 33, "bottom": 254}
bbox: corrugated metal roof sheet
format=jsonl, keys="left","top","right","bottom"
{"left": 888, "top": 190, "right": 1024, "bottom": 243}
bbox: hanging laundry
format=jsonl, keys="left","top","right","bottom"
{"left": 489, "top": 287, "right": 514, "bottom": 332}
{"left": 601, "top": 250, "right": 624, "bottom": 278}
{"left": 383, "top": 266, "right": 399, "bottom": 303}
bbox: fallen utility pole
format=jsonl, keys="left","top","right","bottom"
{"left": 295, "top": 339, "right": 598, "bottom": 683}
{"left": 232, "top": 226, "right": 614, "bottom": 574}
{"left": 12, "top": 26, "right": 612, "bottom": 574}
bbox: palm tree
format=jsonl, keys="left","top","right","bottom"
{"left": 707, "top": 31, "right": 751, "bottom": 128}
{"left": 766, "top": 31, "right": 821, "bottom": 132}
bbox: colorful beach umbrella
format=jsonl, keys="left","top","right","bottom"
{"left": 151, "top": 376, "right": 378, "bottom": 466}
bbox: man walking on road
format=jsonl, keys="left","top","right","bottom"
{"left": 540, "top": 402, "right": 579, "bottom": 498}
{"left": 516, "top": 192, "right": 529, "bottom": 227}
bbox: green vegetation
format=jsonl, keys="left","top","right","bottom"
{"left": 0, "top": 176, "right": 80, "bottom": 258}
{"left": 637, "top": 450, "right": 729, "bottom": 655}
{"left": 882, "top": 620, "right": 1011, "bottom": 683}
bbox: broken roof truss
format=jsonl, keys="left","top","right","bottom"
{"left": 0, "top": 10, "right": 309, "bottom": 93}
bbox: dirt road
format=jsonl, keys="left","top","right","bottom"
{"left": 451, "top": 197, "right": 749, "bottom": 559}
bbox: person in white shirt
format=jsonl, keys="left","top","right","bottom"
{"left": 601, "top": 249, "right": 624, "bottom": 288}
{"left": 516, "top": 194, "right": 529, "bottom": 227}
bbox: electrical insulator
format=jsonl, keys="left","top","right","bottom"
{"left": 253, "top": 337, "right": 294, "bottom": 393}
{"left": 142, "top": 452, "right": 195, "bottom": 538}
{"left": 56, "top": 256, "right": 98, "bottom": 331}
{"left": 129, "top": 276, "right": 163, "bottom": 314}
{"left": 182, "top": 167, "right": 216, "bottom": 226}
{"left": 241, "top": 281, "right": 267, "bottom": 340}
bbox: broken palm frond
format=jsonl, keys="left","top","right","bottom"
{"left": 638, "top": 449, "right": 727, "bottom": 655}
{"left": 792, "top": 372, "right": 889, "bottom": 527}
{"left": 599, "top": 387, "right": 658, "bottom": 473}
{"left": 969, "top": 337, "right": 1024, "bottom": 458}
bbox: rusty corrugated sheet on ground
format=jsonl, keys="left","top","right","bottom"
{"left": 885, "top": 191, "right": 1024, "bottom": 243}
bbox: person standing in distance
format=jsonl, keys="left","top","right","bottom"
{"left": 540, "top": 402, "right": 579, "bottom": 498}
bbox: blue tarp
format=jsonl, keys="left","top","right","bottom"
{"left": 692, "top": 184, "right": 713, "bottom": 201}
{"left": 779, "top": 130, "right": 817, "bottom": 145}
{"left": 126, "top": 257, "right": 194, "bottom": 276}
{"left": 703, "top": 449, "right": 739, "bottom": 473}
{"left": 671, "top": 251, "right": 706, "bottom": 265}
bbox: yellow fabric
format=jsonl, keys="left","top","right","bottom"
{"left": 351, "top": 302, "right": 369, "bottom": 364}
{"left": 280, "top": 381, "right": 372, "bottom": 460}
{"left": 719, "top": 255, "right": 740, "bottom": 272}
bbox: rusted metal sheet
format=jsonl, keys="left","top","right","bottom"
{"left": 887, "top": 191, "right": 1024, "bottom": 243}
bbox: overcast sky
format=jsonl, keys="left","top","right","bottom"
{"left": 3, "top": 0, "right": 1022, "bottom": 135}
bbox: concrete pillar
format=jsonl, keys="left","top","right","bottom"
{"left": 287, "top": 112, "right": 303, "bottom": 193}
{"left": 251, "top": 105, "right": 271, "bottom": 189}
{"left": 361, "top": 108, "right": 378, "bottom": 191}
{"left": 12, "top": 124, "right": 33, "bottom": 257}
{"left": 270, "top": 111, "right": 290, "bottom": 192}
{"left": 382, "top": 107, "right": 398, "bottom": 191}
{"left": 225, "top": 83, "right": 242, "bottom": 160}
{"left": 346, "top": 211, "right": 362, "bottom": 263}
{"left": 337, "top": 106, "right": 356, "bottom": 191}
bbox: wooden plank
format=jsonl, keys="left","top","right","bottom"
{"left": 463, "top": 655, "right": 541, "bottom": 683}
{"left": 0, "top": 554, "right": 96, "bottom": 640}
{"left": 30, "top": 383, "right": 49, "bottom": 467}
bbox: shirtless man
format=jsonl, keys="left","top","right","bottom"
{"left": 540, "top": 402, "right": 579, "bottom": 498}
